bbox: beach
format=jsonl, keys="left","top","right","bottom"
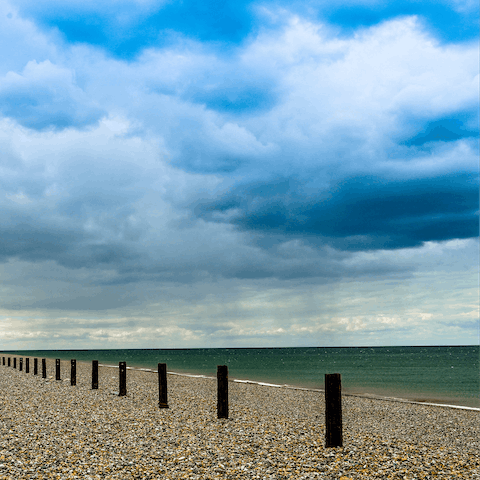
{"left": 0, "top": 358, "right": 478, "bottom": 479}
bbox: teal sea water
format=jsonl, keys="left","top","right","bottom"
{"left": 2, "top": 346, "right": 479, "bottom": 408}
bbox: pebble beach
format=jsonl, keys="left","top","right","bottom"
{"left": 0, "top": 358, "right": 478, "bottom": 479}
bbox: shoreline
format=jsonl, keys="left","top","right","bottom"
{"left": 2, "top": 353, "right": 478, "bottom": 411}
{"left": 102, "top": 363, "right": 480, "bottom": 412}
{"left": 0, "top": 357, "right": 479, "bottom": 479}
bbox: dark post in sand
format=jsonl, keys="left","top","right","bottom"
{"left": 71, "top": 359, "right": 76, "bottom": 386}
{"left": 119, "top": 362, "right": 127, "bottom": 396}
{"left": 325, "top": 373, "right": 343, "bottom": 448}
{"left": 217, "top": 365, "right": 228, "bottom": 419}
{"left": 34, "top": 358, "right": 38, "bottom": 375}
{"left": 25, "top": 358, "right": 29, "bottom": 373}
{"left": 158, "top": 363, "right": 168, "bottom": 408}
{"left": 42, "top": 358, "right": 46, "bottom": 378}
{"left": 56, "top": 359, "right": 61, "bottom": 381}
{"left": 19, "top": 358, "right": 23, "bottom": 371}
{"left": 13, "top": 358, "right": 16, "bottom": 369}
{"left": 92, "top": 360, "right": 98, "bottom": 389}
{"left": 8, "top": 357, "right": 11, "bottom": 367}
{"left": 2, "top": 357, "right": 4, "bottom": 365}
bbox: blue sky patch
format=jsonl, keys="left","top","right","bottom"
{"left": 321, "top": 0, "right": 478, "bottom": 43}
{"left": 15, "top": 0, "right": 478, "bottom": 59}
{"left": 404, "top": 118, "right": 479, "bottom": 147}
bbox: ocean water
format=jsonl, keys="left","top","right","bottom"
{"left": 2, "top": 346, "right": 479, "bottom": 408}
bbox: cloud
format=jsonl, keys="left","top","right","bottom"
{"left": 1, "top": 238, "right": 477, "bottom": 348}
{"left": 174, "top": 16, "right": 478, "bottom": 250}
{"left": 0, "top": 2, "right": 477, "bottom": 348}
{"left": 195, "top": 171, "right": 478, "bottom": 250}
{"left": 0, "top": 2, "right": 59, "bottom": 75}
{"left": 0, "top": 60, "right": 104, "bottom": 130}
{"left": 0, "top": 14, "right": 477, "bottom": 275}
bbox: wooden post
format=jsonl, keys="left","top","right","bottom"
{"left": 2, "top": 357, "right": 4, "bottom": 365}
{"left": 55, "top": 359, "right": 61, "bottom": 381}
{"left": 119, "top": 362, "right": 126, "bottom": 396}
{"left": 158, "top": 363, "right": 168, "bottom": 408}
{"left": 19, "top": 358, "right": 23, "bottom": 371}
{"left": 34, "top": 358, "right": 38, "bottom": 375}
{"left": 13, "top": 358, "right": 16, "bottom": 369}
{"left": 325, "top": 373, "right": 343, "bottom": 448}
{"left": 42, "top": 358, "right": 46, "bottom": 378}
{"left": 92, "top": 360, "right": 98, "bottom": 389}
{"left": 8, "top": 357, "right": 10, "bottom": 367}
{"left": 71, "top": 359, "right": 76, "bottom": 386}
{"left": 217, "top": 365, "right": 228, "bottom": 419}
{"left": 25, "top": 358, "right": 29, "bottom": 373}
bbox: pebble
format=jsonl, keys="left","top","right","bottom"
{"left": 0, "top": 357, "right": 478, "bottom": 479}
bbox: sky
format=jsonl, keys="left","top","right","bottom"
{"left": 0, "top": 0, "right": 478, "bottom": 350}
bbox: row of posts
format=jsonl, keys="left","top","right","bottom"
{"left": 1, "top": 356, "right": 343, "bottom": 447}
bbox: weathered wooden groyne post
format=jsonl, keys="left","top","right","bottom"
{"left": 42, "top": 358, "right": 46, "bottom": 378}
{"left": 13, "top": 358, "right": 16, "bottom": 369}
{"left": 55, "top": 359, "right": 61, "bottom": 381}
{"left": 25, "top": 358, "right": 29, "bottom": 373}
{"left": 71, "top": 359, "right": 76, "bottom": 386}
{"left": 119, "top": 362, "right": 127, "bottom": 396}
{"left": 325, "top": 373, "right": 343, "bottom": 448}
{"left": 19, "top": 358, "right": 23, "bottom": 371}
{"left": 158, "top": 363, "right": 168, "bottom": 408}
{"left": 92, "top": 360, "right": 99, "bottom": 389}
{"left": 217, "top": 365, "right": 228, "bottom": 419}
{"left": 34, "top": 358, "right": 38, "bottom": 375}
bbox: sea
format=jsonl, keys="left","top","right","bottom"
{"left": 2, "top": 346, "right": 479, "bottom": 408}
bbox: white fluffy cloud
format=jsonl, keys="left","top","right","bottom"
{"left": 0, "top": 60, "right": 103, "bottom": 129}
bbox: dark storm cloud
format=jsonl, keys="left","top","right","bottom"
{"left": 0, "top": 217, "right": 141, "bottom": 269}
{"left": 194, "top": 173, "right": 479, "bottom": 251}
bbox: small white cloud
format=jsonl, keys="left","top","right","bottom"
{"left": 0, "top": 329, "right": 49, "bottom": 339}
{"left": 450, "top": 0, "right": 478, "bottom": 13}
{"left": 5, "top": 191, "right": 31, "bottom": 204}
{"left": 376, "top": 315, "right": 400, "bottom": 325}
